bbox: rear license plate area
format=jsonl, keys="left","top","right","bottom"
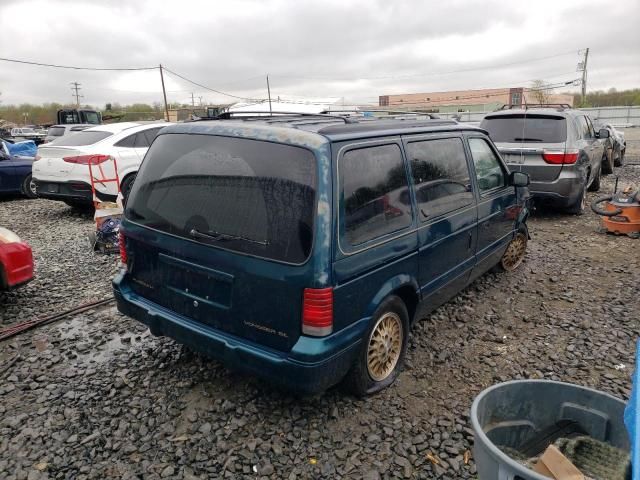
{"left": 47, "top": 184, "right": 59, "bottom": 193}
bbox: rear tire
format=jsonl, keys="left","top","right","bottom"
{"left": 121, "top": 174, "right": 136, "bottom": 207}
{"left": 566, "top": 184, "right": 586, "bottom": 215}
{"left": 21, "top": 174, "right": 37, "bottom": 199}
{"left": 343, "top": 295, "right": 409, "bottom": 396}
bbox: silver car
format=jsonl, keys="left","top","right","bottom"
{"left": 481, "top": 107, "right": 609, "bottom": 214}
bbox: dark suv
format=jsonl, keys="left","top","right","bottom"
{"left": 114, "top": 113, "right": 530, "bottom": 395}
{"left": 481, "top": 105, "right": 609, "bottom": 214}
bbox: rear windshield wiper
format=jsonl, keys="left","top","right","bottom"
{"left": 189, "top": 228, "right": 268, "bottom": 246}
{"left": 513, "top": 137, "right": 543, "bottom": 142}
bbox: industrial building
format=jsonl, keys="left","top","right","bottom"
{"left": 379, "top": 87, "right": 574, "bottom": 113}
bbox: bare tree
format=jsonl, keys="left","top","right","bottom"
{"left": 530, "top": 80, "right": 551, "bottom": 104}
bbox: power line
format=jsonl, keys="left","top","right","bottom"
{"left": 0, "top": 56, "right": 157, "bottom": 71}
{"left": 269, "top": 50, "right": 582, "bottom": 82}
{"left": 162, "top": 66, "right": 262, "bottom": 101}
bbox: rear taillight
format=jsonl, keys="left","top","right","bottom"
{"left": 302, "top": 287, "right": 333, "bottom": 336}
{"left": 63, "top": 154, "right": 112, "bottom": 165}
{"left": 542, "top": 149, "right": 579, "bottom": 165}
{"left": 119, "top": 231, "right": 127, "bottom": 266}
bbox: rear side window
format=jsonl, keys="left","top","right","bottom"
{"left": 340, "top": 144, "right": 412, "bottom": 246}
{"left": 115, "top": 133, "right": 136, "bottom": 147}
{"left": 51, "top": 130, "right": 112, "bottom": 146}
{"left": 468, "top": 138, "right": 506, "bottom": 193}
{"left": 481, "top": 115, "right": 567, "bottom": 143}
{"left": 127, "top": 134, "right": 316, "bottom": 264}
{"left": 47, "top": 127, "right": 66, "bottom": 137}
{"left": 407, "top": 137, "right": 473, "bottom": 219}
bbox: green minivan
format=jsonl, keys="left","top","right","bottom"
{"left": 114, "top": 113, "right": 530, "bottom": 395}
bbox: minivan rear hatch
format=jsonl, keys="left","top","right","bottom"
{"left": 482, "top": 114, "right": 568, "bottom": 182}
{"left": 123, "top": 133, "right": 318, "bottom": 352}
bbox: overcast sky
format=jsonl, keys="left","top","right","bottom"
{"left": 1, "top": 0, "right": 638, "bottom": 108}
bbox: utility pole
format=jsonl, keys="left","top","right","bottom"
{"left": 266, "top": 75, "right": 273, "bottom": 115}
{"left": 70, "top": 82, "right": 83, "bottom": 107}
{"left": 580, "top": 48, "right": 589, "bottom": 106}
{"left": 198, "top": 96, "right": 203, "bottom": 106}
{"left": 159, "top": 64, "right": 170, "bottom": 121}
{"left": 191, "top": 92, "right": 195, "bottom": 108}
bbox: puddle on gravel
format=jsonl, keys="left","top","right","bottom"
{"left": 56, "top": 316, "right": 151, "bottom": 365}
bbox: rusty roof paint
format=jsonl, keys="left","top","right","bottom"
{"left": 161, "top": 120, "right": 328, "bottom": 150}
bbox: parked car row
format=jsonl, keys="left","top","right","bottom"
{"left": 0, "top": 108, "right": 624, "bottom": 392}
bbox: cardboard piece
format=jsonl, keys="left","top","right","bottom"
{"left": 533, "top": 445, "right": 585, "bottom": 480}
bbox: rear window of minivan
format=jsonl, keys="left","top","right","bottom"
{"left": 126, "top": 134, "right": 317, "bottom": 264}
{"left": 51, "top": 130, "right": 112, "bottom": 146}
{"left": 481, "top": 115, "right": 567, "bottom": 143}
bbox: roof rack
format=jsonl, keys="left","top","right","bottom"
{"left": 202, "top": 111, "right": 355, "bottom": 124}
{"left": 497, "top": 104, "right": 572, "bottom": 111}
{"left": 322, "top": 109, "right": 441, "bottom": 119}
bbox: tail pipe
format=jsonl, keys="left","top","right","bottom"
{"left": 591, "top": 195, "right": 622, "bottom": 217}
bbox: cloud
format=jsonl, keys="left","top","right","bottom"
{"left": 0, "top": 0, "right": 638, "bottom": 108}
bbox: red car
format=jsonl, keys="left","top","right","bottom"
{"left": 0, "top": 227, "right": 34, "bottom": 289}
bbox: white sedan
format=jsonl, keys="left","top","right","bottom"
{"left": 33, "top": 122, "right": 171, "bottom": 207}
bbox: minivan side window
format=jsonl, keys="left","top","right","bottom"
{"left": 468, "top": 138, "right": 506, "bottom": 193}
{"left": 341, "top": 144, "right": 412, "bottom": 246}
{"left": 407, "top": 137, "right": 473, "bottom": 219}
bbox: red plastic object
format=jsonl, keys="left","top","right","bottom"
{"left": 0, "top": 241, "right": 34, "bottom": 289}
{"left": 302, "top": 287, "right": 333, "bottom": 336}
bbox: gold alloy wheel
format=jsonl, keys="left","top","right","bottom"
{"left": 366, "top": 312, "right": 403, "bottom": 382}
{"left": 501, "top": 232, "right": 527, "bottom": 271}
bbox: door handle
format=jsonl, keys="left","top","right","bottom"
{"left": 468, "top": 231, "right": 473, "bottom": 250}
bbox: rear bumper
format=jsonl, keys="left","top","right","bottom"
{"left": 529, "top": 171, "right": 583, "bottom": 208}
{"left": 113, "top": 272, "right": 365, "bottom": 394}
{"left": 33, "top": 180, "right": 116, "bottom": 203}
{"left": 0, "top": 242, "right": 34, "bottom": 289}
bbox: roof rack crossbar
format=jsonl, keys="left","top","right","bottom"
{"left": 498, "top": 103, "right": 572, "bottom": 110}
{"left": 211, "top": 111, "right": 353, "bottom": 124}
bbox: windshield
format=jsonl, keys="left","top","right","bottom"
{"left": 83, "top": 111, "right": 101, "bottom": 124}
{"left": 127, "top": 133, "right": 317, "bottom": 264}
{"left": 21, "top": 128, "right": 36, "bottom": 134}
{"left": 481, "top": 115, "right": 567, "bottom": 143}
{"left": 49, "top": 130, "right": 112, "bottom": 146}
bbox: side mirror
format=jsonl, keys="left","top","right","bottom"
{"left": 598, "top": 128, "right": 610, "bottom": 139}
{"left": 509, "top": 171, "right": 530, "bottom": 187}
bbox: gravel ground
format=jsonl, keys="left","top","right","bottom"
{"left": 1, "top": 129, "right": 640, "bottom": 480}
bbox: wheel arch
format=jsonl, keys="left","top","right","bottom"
{"left": 365, "top": 274, "right": 420, "bottom": 324}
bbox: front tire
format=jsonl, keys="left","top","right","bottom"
{"left": 343, "top": 295, "right": 409, "bottom": 396}
{"left": 588, "top": 164, "right": 601, "bottom": 192}
{"left": 614, "top": 148, "right": 625, "bottom": 167}
{"left": 601, "top": 150, "right": 613, "bottom": 175}
{"left": 21, "top": 174, "right": 37, "bottom": 199}
{"left": 494, "top": 229, "right": 528, "bottom": 272}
